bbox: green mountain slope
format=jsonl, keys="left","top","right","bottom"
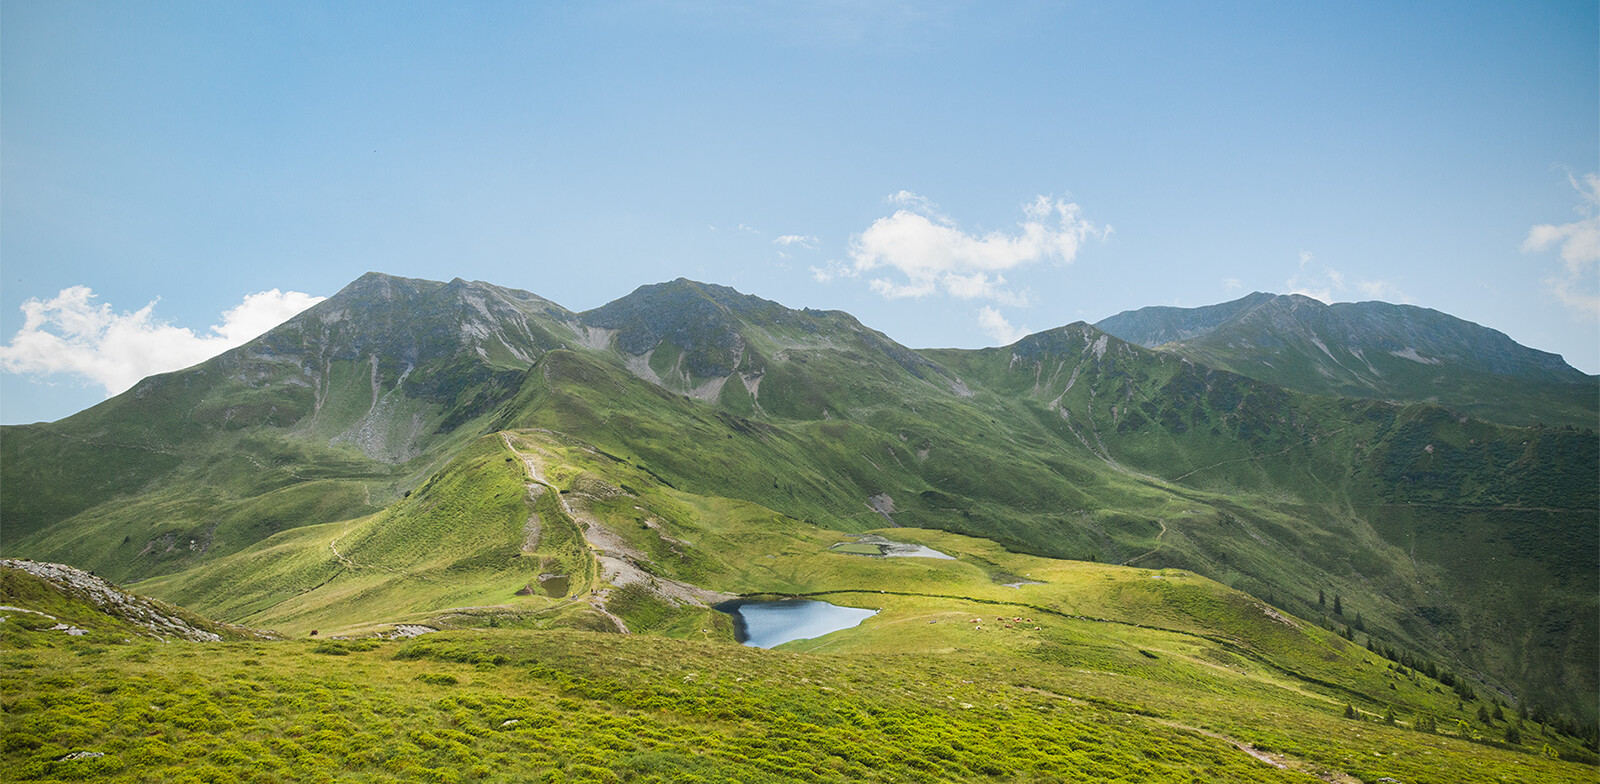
{"left": 928, "top": 324, "right": 1597, "bottom": 723}
{"left": 7, "top": 547, "right": 1598, "bottom": 782}
{"left": 1095, "top": 292, "right": 1598, "bottom": 427}
{"left": 3, "top": 272, "right": 1595, "bottom": 737}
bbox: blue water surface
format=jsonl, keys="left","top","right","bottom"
{"left": 717, "top": 599, "right": 877, "bottom": 649}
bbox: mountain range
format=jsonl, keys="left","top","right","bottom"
{"left": 3, "top": 271, "right": 1596, "bottom": 780}
{"left": 1095, "top": 291, "right": 1595, "bottom": 427}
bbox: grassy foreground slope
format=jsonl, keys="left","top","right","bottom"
{"left": 5, "top": 551, "right": 1596, "bottom": 783}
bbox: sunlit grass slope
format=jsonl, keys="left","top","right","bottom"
{"left": 4, "top": 620, "right": 1594, "bottom": 783}
{"left": 135, "top": 434, "right": 551, "bottom": 635}
{"left": 27, "top": 424, "right": 1585, "bottom": 780}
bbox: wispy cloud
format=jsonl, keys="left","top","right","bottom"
{"left": 0, "top": 287, "right": 324, "bottom": 397}
{"left": 1287, "top": 251, "right": 1408, "bottom": 304}
{"left": 810, "top": 259, "right": 849, "bottom": 283}
{"left": 1524, "top": 172, "right": 1600, "bottom": 319}
{"left": 1355, "top": 279, "right": 1408, "bottom": 302}
{"left": 826, "top": 191, "right": 1107, "bottom": 306}
{"left": 1286, "top": 251, "right": 1335, "bottom": 302}
{"left": 773, "top": 234, "right": 819, "bottom": 259}
{"left": 977, "top": 306, "right": 1029, "bottom": 346}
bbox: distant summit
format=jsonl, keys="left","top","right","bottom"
{"left": 1095, "top": 293, "right": 1595, "bottom": 426}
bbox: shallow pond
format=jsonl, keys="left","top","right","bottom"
{"left": 716, "top": 599, "right": 877, "bottom": 649}
{"left": 538, "top": 574, "right": 570, "bottom": 598}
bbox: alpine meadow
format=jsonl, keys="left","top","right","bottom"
{"left": 3, "top": 272, "right": 1596, "bottom": 783}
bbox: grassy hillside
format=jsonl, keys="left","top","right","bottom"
{"left": 83, "top": 393, "right": 1594, "bottom": 746}
{"left": 925, "top": 325, "right": 1598, "bottom": 721}
{"left": 480, "top": 329, "right": 1596, "bottom": 725}
{"left": 5, "top": 549, "right": 1596, "bottom": 783}
{"left": 3, "top": 273, "right": 1594, "bottom": 734}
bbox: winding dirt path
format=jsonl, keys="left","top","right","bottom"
{"left": 499, "top": 432, "right": 629, "bottom": 634}
{"left": 327, "top": 522, "right": 416, "bottom": 577}
{"left": 1120, "top": 518, "right": 1169, "bottom": 567}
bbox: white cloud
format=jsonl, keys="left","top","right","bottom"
{"left": 835, "top": 191, "right": 1107, "bottom": 305}
{"left": 810, "top": 259, "right": 851, "bottom": 283}
{"left": 0, "top": 287, "right": 325, "bottom": 397}
{"left": 1524, "top": 172, "right": 1600, "bottom": 319}
{"left": 1286, "top": 251, "right": 1408, "bottom": 304}
{"left": 774, "top": 234, "right": 819, "bottom": 259}
{"left": 977, "top": 306, "right": 1029, "bottom": 346}
{"left": 1222, "top": 277, "right": 1244, "bottom": 293}
{"left": 1286, "top": 251, "right": 1334, "bottom": 302}
{"left": 889, "top": 189, "right": 938, "bottom": 212}
{"left": 1355, "top": 279, "right": 1408, "bottom": 302}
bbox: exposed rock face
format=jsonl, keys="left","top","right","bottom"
{"left": 865, "top": 493, "right": 896, "bottom": 524}
{"left": 1, "top": 558, "right": 252, "bottom": 642}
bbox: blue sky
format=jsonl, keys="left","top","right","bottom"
{"left": 3, "top": 0, "right": 1596, "bottom": 424}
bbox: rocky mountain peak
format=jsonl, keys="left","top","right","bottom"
{"left": 1093, "top": 291, "right": 1594, "bottom": 426}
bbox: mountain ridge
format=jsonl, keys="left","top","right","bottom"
{"left": 2, "top": 270, "right": 1595, "bottom": 730}
{"left": 1095, "top": 292, "right": 1595, "bottom": 426}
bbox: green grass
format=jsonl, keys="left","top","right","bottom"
{"left": 4, "top": 618, "right": 1593, "bottom": 783}
{"left": 829, "top": 543, "right": 883, "bottom": 555}
{"left": 5, "top": 390, "right": 1597, "bottom": 782}
{"left": 3, "top": 274, "right": 1594, "bottom": 736}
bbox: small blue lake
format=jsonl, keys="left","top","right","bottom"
{"left": 716, "top": 599, "right": 877, "bottom": 649}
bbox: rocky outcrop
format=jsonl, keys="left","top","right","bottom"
{"left": 1, "top": 559, "right": 272, "bottom": 642}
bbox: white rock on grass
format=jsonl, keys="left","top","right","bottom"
{"left": 2, "top": 559, "right": 222, "bottom": 642}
